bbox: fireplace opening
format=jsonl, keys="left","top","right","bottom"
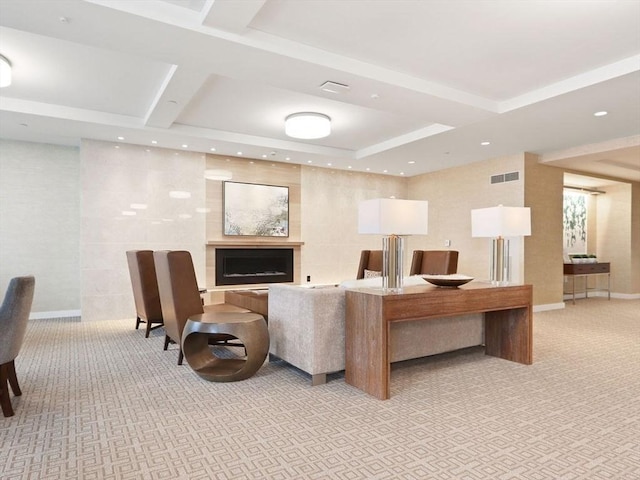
{"left": 216, "top": 248, "right": 294, "bottom": 286}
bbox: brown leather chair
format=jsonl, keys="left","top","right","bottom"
{"left": 126, "top": 250, "right": 164, "bottom": 338}
{"left": 409, "top": 250, "right": 459, "bottom": 275}
{"left": 153, "top": 250, "right": 247, "bottom": 365}
{"left": 356, "top": 250, "right": 384, "bottom": 279}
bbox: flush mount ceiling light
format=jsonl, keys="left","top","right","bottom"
{"left": 285, "top": 112, "right": 331, "bottom": 139}
{"left": 0, "top": 54, "right": 12, "bottom": 87}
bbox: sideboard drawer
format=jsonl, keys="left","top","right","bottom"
{"left": 563, "top": 263, "right": 610, "bottom": 275}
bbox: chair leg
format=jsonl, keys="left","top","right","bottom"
{"left": 6, "top": 360, "right": 21, "bottom": 396}
{"left": 135, "top": 316, "right": 142, "bottom": 330}
{"left": 0, "top": 363, "right": 15, "bottom": 417}
{"left": 164, "top": 335, "right": 171, "bottom": 351}
{"left": 145, "top": 320, "right": 152, "bottom": 338}
{"left": 178, "top": 349, "right": 184, "bottom": 366}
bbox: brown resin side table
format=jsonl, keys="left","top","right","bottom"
{"left": 182, "top": 311, "right": 269, "bottom": 382}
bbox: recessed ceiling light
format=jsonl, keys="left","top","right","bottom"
{"left": 237, "top": 151, "right": 243, "bottom": 155}
{"left": 130, "top": 203, "right": 147, "bottom": 209}
{"left": 400, "top": 172, "right": 405, "bottom": 175}
{"left": 594, "top": 111, "right": 608, "bottom": 117}
{"left": 408, "top": 161, "right": 415, "bottom": 164}
{"left": 307, "top": 160, "right": 312, "bottom": 164}
{"left": 122, "top": 211, "right": 136, "bottom": 216}
{"left": 210, "top": 147, "right": 216, "bottom": 151}
{"left": 285, "top": 157, "right": 290, "bottom": 161}
{"left": 327, "top": 163, "right": 332, "bottom": 166}
{"left": 117, "top": 136, "right": 124, "bottom": 140}
{"left": 114, "top": 146, "right": 120, "bottom": 149}
{"left": 348, "top": 166, "right": 352, "bottom": 169}
{"left": 151, "top": 140, "right": 157, "bottom": 144}
{"left": 182, "top": 144, "right": 188, "bottom": 148}
{"left": 262, "top": 154, "right": 267, "bottom": 158}
{"left": 366, "top": 168, "right": 370, "bottom": 171}
{"left": 481, "top": 141, "right": 491, "bottom": 146}
{"left": 383, "top": 169, "right": 388, "bottom": 173}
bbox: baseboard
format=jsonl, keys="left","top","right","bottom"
{"left": 563, "top": 292, "right": 640, "bottom": 301}
{"left": 534, "top": 303, "right": 565, "bottom": 312}
{"left": 30, "top": 309, "right": 82, "bottom": 320}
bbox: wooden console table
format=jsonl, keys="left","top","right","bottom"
{"left": 563, "top": 263, "right": 610, "bottom": 305}
{"left": 345, "top": 283, "right": 533, "bottom": 400}
{"left": 224, "top": 289, "right": 269, "bottom": 320}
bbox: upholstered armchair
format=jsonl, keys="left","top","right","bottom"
{"left": 126, "top": 250, "right": 164, "bottom": 337}
{"left": 153, "top": 251, "right": 248, "bottom": 365}
{"left": 356, "top": 250, "right": 384, "bottom": 279}
{"left": 0, "top": 276, "right": 35, "bottom": 417}
{"left": 409, "top": 250, "right": 459, "bottom": 275}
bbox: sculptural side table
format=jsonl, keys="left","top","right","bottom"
{"left": 183, "top": 311, "right": 269, "bottom": 382}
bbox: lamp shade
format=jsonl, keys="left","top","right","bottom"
{"left": 471, "top": 205, "right": 531, "bottom": 237}
{"left": 285, "top": 112, "right": 331, "bottom": 139}
{"left": 358, "top": 198, "right": 429, "bottom": 235}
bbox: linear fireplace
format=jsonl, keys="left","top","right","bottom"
{"left": 215, "top": 248, "right": 294, "bottom": 286}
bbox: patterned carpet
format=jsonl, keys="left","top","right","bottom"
{"left": 1, "top": 298, "right": 639, "bottom": 479}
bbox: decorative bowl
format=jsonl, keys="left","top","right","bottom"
{"left": 421, "top": 274, "right": 474, "bottom": 287}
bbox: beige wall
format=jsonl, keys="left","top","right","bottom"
{"left": 300, "top": 166, "right": 407, "bottom": 284}
{"left": 0, "top": 139, "right": 80, "bottom": 316}
{"left": 408, "top": 154, "right": 525, "bottom": 282}
{"left": 2, "top": 138, "right": 636, "bottom": 319}
{"left": 523, "top": 153, "right": 564, "bottom": 306}
{"left": 596, "top": 182, "right": 634, "bottom": 294}
{"left": 80, "top": 140, "right": 207, "bottom": 321}
{"left": 203, "top": 155, "right": 407, "bottom": 287}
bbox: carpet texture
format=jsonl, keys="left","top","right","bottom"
{"left": 1, "top": 298, "right": 638, "bottom": 479}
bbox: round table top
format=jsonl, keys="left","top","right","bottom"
{"left": 188, "top": 311, "right": 264, "bottom": 325}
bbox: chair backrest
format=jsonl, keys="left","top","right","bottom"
{"left": 356, "top": 250, "right": 384, "bottom": 279}
{"left": 409, "top": 250, "right": 459, "bottom": 275}
{"left": 153, "top": 251, "right": 204, "bottom": 343}
{"left": 0, "top": 276, "right": 35, "bottom": 364}
{"left": 126, "top": 250, "right": 163, "bottom": 323}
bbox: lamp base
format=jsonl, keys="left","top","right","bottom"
{"left": 383, "top": 235, "right": 403, "bottom": 292}
{"left": 491, "top": 237, "right": 511, "bottom": 286}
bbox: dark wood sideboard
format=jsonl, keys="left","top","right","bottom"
{"left": 563, "top": 262, "right": 610, "bottom": 304}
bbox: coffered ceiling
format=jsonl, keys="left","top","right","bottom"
{"left": 0, "top": 0, "right": 639, "bottom": 184}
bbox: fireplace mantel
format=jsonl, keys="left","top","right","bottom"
{"left": 207, "top": 241, "right": 304, "bottom": 247}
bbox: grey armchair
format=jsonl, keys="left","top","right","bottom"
{"left": 1, "top": 276, "right": 35, "bottom": 417}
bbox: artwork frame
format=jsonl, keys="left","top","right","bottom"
{"left": 223, "top": 181, "right": 289, "bottom": 237}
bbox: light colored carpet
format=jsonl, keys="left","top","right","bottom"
{"left": 1, "top": 298, "right": 638, "bottom": 479}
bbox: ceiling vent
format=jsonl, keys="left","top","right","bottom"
{"left": 491, "top": 171, "right": 520, "bottom": 184}
{"left": 319, "top": 81, "right": 350, "bottom": 94}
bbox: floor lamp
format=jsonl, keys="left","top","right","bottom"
{"left": 471, "top": 205, "right": 531, "bottom": 286}
{"left": 358, "top": 198, "right": 429, "bottom": 291}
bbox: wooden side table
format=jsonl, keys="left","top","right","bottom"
{"left": 182, "top": 311, "right": 269, "bottom": 382}
{"left": 563, "top": 263, "right": 610, "bottom": 304}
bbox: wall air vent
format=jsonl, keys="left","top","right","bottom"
{"left": 491, "top": 171, "right": 520, "bottom": 184}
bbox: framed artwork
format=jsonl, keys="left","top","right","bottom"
{"left": 223, "top": 181, "right": 289, "bottom": 237}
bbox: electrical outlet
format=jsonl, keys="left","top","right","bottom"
{"left": 445, "top": 239, "right": 451, "bottom": 247}
{"left": 306, "top": 275, "right": 311, "bottom": 282}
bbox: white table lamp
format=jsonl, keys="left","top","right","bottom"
{"left": 471, "top": 205, "right": 531, "bottom": 285}
{"left": 359, "top": 198, "right": 429, "bottom": 291}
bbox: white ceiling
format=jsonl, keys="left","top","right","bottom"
{"left": 0, "top": 0, "right": 639, "bottom": 186}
